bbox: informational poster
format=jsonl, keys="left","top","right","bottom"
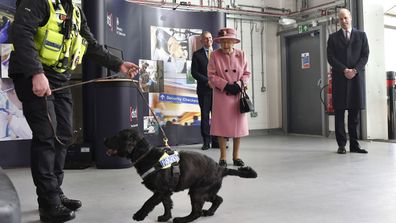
{"left": 149, "top": 26, "right": 202, "bottom": 126}
{"left": 301, "top": 52, "right": 310, "bottom": 69}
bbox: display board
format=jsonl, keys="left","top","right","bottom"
{"left": 84, "top": 0, "right": 225, "bottom": 145}
{"left": 0, "top": 1, "right": 32, "bottom": 141}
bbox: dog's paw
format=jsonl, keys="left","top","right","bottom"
{"left": 158, "top": 214, "right": 172, "bottom": 222}
{"left": 133, "top": 211, "right": 147, "bottom": 221}
{"left": 202, "top": 209, "right": 214, "bottom": 216}
{"left": 173, "top": 217, "right": 183, "bottom": 223}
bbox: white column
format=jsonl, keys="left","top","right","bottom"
{"left": 362, "top": 1, "right": 387, "bottom": 139}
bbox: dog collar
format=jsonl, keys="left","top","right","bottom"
{"left": 140, "top": 151, "right": 180, "bottom": 179}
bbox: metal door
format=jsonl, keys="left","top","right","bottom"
{"left": 286, "top": 31, "right": 323, "bottom": 135}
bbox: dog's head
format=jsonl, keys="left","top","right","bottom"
{"left": 104, "top": 128, "right": 148, "bottom": 158}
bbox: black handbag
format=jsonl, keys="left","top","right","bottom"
{"left": 239, "top": 81, "right": 254, "bottom": 113}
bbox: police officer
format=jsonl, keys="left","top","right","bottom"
{"left": 9, "top": 0, "right": 139, "bottom": 222}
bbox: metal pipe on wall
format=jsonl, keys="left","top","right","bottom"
{"left": 260, "top": 22, "right": 267, "bottom": 92}
{"left": 249, "top": 21, "right": 258, "bottom": 117}
{"left": 249, "top": 21, "right": 255, "bottom": 108}
{"left": 240, "top": 19, "right": 243, "bottom": 51}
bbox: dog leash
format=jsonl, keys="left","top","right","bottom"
{"left": 47, "top": 72, "right": 170, "bottom": 148}
{"left": 46, "top": 73, "right": 125, "bottom": 147}
{"left": 128, "top": 80, "right": 170, "bottom": 148}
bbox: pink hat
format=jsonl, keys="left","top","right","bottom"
{"left": 214, "top": 28, "right": 240, "bottom": 44}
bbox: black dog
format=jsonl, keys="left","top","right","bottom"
{"left": 104, "top": 128, "right": 257, "bottom": 223}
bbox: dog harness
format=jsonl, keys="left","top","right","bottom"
{"left": 140, "top": 149, "right": 181, "bottom": 190}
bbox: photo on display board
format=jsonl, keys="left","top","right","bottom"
{"left": 1, "top": 44, "right": 12, "bottom": 78}
{"left": 0, "top": 2, "right": 14, "bottom": 44}
{"left": 138, "top": 59, "right": 164, "bottom": 93}
{"left": 0, "top": 78, "right": 32, "bottom": 141}
{"left": 150, "top": 26, "right": 202, "bottom": 126}
{"left": 143, "top": 116, "right": 158, "bottom": 134}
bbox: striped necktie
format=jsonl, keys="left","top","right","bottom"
{"left": 345, "top": 30, "right": 350, "bottom": 41}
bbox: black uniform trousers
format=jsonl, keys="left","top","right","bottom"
{"left": 334, "top": 109, "right": 360, "bottom": 149}
{"left": 12, "top": 74, "right": 73, "bottom": 208}
{"left": 197, "top": 92, "right": 217, "bottom": 145}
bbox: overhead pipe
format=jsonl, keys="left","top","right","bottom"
{"left": 227, "top": 14, "right": 278, "bottom": 22}
{"left": 126, "top": 0, "right": 345, "bottom": 19}
{"left": 237, "top": 4, "right": 291, "bottom": 14}
{"left": 125, "top": 0, "right": 289, "bottom": 17}
{"left": 289, "top": 0, "right": 345, "bottom": 16}
{"left": 264, "top": 6, "right": 291, "bottom": 13}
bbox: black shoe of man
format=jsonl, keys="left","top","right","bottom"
{"left": 39, "top": 204, "right": 75, "bottom": 222}
{"left": 60, "top": 194, "right": 82, "bottom": 211}
{"left": 211, "top": 142, "right": 220, "bottom": 148}
{"left": 337, "top": 147, "right": 346, "bottom": 154}
{"left": 350, "top": 147, "right": 368, "bottom": 154}
{"left": 201, "top": 143, "right": 210, "bottom": 150}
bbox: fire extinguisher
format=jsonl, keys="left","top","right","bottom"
{"left": 320, "top": 70, "right": 335, "bottom": 114}
{"left": 327, "top": 70, "right": 334, "bottom": 114}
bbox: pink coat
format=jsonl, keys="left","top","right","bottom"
{"left": 208, "top": 48, "right": 251, "bottom": 137}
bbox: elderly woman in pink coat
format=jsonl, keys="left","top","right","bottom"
{"left": 207, "top": 28, "right": 251, "bottom": 167}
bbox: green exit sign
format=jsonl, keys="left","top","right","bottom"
{"left": 298, "top": 24, "right": 309, "bottom": 33}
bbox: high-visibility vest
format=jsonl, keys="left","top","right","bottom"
{"left": 34, "top": 0, "right": 87, "bottom": 73}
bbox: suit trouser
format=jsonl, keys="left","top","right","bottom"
{"left": 12, "top": 75, "right": 73, "bottom": 208}
{"left": 197, "top": 92, "right": 217, "bottom": 145}
{"left": 334, "top": 109, "right": 360, "bottom": 149}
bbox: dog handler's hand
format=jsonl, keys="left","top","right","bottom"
{"left": 120, "top": 61, "right": 140, "bottom": 79}
{"left": 32, "top": 73, "right": 52, "bottom": 97}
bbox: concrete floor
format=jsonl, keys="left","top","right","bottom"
{"left": 4, "top": 134, "right": 396, "bottom": 223}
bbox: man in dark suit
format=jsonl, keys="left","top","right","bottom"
{"left": 191, "top": 31, "right": 219, "bottom": 150}
{"left": 327, "top": 8, "right": 369, "bottom": 154}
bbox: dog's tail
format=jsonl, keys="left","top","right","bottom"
{"left": 224, "top": 166, "right": 258, "bottom": 178}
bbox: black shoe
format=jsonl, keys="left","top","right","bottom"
{"left": 211, "top": 142, "right": 220, "bottom": 148}
{"left": 201, "top": 143, "right": 210, "bottom": 150}
{"left": 39, "top": 204, "right": 75, "bottom": 222}
{"left": 219, "top": 159, "right": 227, "bottom": 168}
{"left": 233, "top": 159, "right": 245, "bottom": 167}
{"left": 350, "top": 147, "right": 368, "bottom": 153}
{"left": 60, "top": 194, "right": 82, "bottom": 211}
{"left": 337, "top": 147, "right": 346, "bottom": 154}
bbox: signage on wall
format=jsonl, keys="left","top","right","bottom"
{"left": 107, "top": 12, "right": 126, "bottom": 37}
{"left": 298, "top": 24, "right": 309, "bottom": 34}
{"left": 129, "top": 106, "right": 138, "bottom": 128}
{"left": 106, "top": 12, "right": 113, "bottom": 31}
{"left": 301, "top": 52, "right": 310, "bottom": 69}
{"left": 115, "top": 17, "right": 126, "bottom": 37}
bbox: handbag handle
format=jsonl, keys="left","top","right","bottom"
{"left": 240, "top": 80, "right": 247, "bottom": 93}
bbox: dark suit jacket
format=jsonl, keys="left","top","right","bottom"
{"left": 191, "top": 48, "right": 212, "bottom": 95}
{"left": 327, "top": 28, "right": 369, "bottom": 109}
